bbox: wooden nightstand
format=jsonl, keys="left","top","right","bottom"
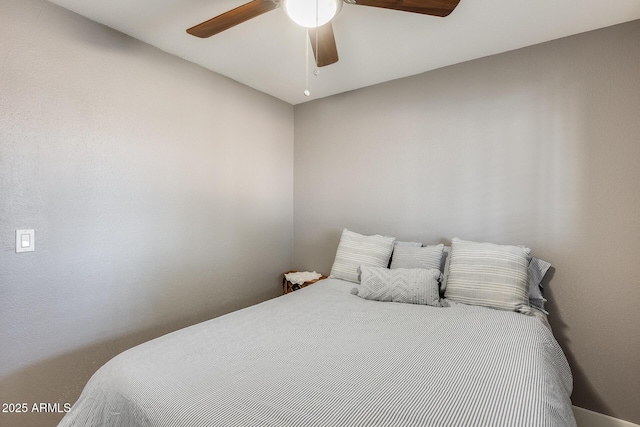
{"left": 283, "top": 270, "right": 328, "bottom": 294}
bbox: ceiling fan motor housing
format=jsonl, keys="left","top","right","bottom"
{"left": 283, "top": 0, "right": 343, "bottom": 28}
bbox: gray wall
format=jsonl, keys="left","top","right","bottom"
{"left": 294, "top": 20, "right": 640, "bottom": 424}
{"left": 0, "top": 0, "right": 293, "bottom": 425}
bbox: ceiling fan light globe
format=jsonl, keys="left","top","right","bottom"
{"left": 284, "top": 0, "right": 342, "bottom": 28}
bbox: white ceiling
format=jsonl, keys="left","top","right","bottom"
{"left": 47, "top": 0, "right": 640, "bottom": 105}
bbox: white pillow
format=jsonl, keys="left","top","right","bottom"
{"left": 329, "top": 229, "right": 395, "bottom": 283}
{"left": 445, "top": 238, "right": 531, "bottom": 314}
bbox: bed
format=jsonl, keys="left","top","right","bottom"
{"left": 59, "top": 233, "right": 576, "bottom": 426}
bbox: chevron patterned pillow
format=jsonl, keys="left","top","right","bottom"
{"left": 354, "top": 266, "right": 445, "bottom": 307}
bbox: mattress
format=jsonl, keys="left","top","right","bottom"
{"left": 58, "top": 278, "right": 576, "bottom": 426}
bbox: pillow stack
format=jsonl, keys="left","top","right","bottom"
{"left": 330, "top": 230, "right": 448, "bottom": 307}
{"left": 329, "top": 230, "right": 553, "bottom": 315}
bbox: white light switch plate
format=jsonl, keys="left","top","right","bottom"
{"left": 16, "top": 229, "right": 35, "bottom": 253}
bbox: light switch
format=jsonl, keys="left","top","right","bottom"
{"left": 16, "top": 229, "right": 35, "bottom": 253}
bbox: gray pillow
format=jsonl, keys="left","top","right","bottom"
{"left": 390, "top": 244, "right": 444, "bottom": 270}
{"left": 440, "top": 246, "right": 452, "bottom": 296}
{"left": 445, "top": 238, "right": 531, "bottom": 314}
{"left": 394, "top": 241, "right": 422, "bottom": 247}
{"left": 354, "top": 266, "right": 445, "bottom": 307}
{"left": 528, "top": 257, "right": 552, "bottom": 313}
{"left": 329, "top": 229, "right": 395, "bottom": 283}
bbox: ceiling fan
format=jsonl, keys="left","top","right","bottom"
{"left": 187, "top": 0, "right": 461, "bottom": 67}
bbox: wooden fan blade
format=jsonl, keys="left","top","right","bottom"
{"left": 349, "top": 0, "right": 461, "bottom": 17}
{"left": 187, "top": 0, "right": 278, "bottom": 38}
{"left": 309, "top": 23, "right": 339, "bottom": 67}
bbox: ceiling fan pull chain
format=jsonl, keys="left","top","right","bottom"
{"left": 315, "top": 0, "right": 320, "bottom": 69}
{"left": 304, "top": 0, "right": 320, "bottom": 97}
{"left": 304, "top": 29, "right": 311, "bottom": 97}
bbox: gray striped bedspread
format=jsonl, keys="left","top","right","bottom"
{"left": 58, "top": 279, "right": 576, "bottom": 426}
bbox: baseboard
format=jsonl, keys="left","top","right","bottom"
{"left": 573, "top": 406, "right": 640, "bottom": 427}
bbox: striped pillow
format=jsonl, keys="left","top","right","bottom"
{"left": 445, "top": 238, "right": 531, "bottom": 314}
{"left": 330, "top": 229, "right": 395, "bottom": 283}
{"left": 390, "top": 244, "right": 444, "bottom": 270}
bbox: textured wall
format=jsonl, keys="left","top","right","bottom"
{"left": 294, "top": 20, "right": 640, "bottom": 424}
{"left": 0, "top": 0, "right": 293, "bottom": 425}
